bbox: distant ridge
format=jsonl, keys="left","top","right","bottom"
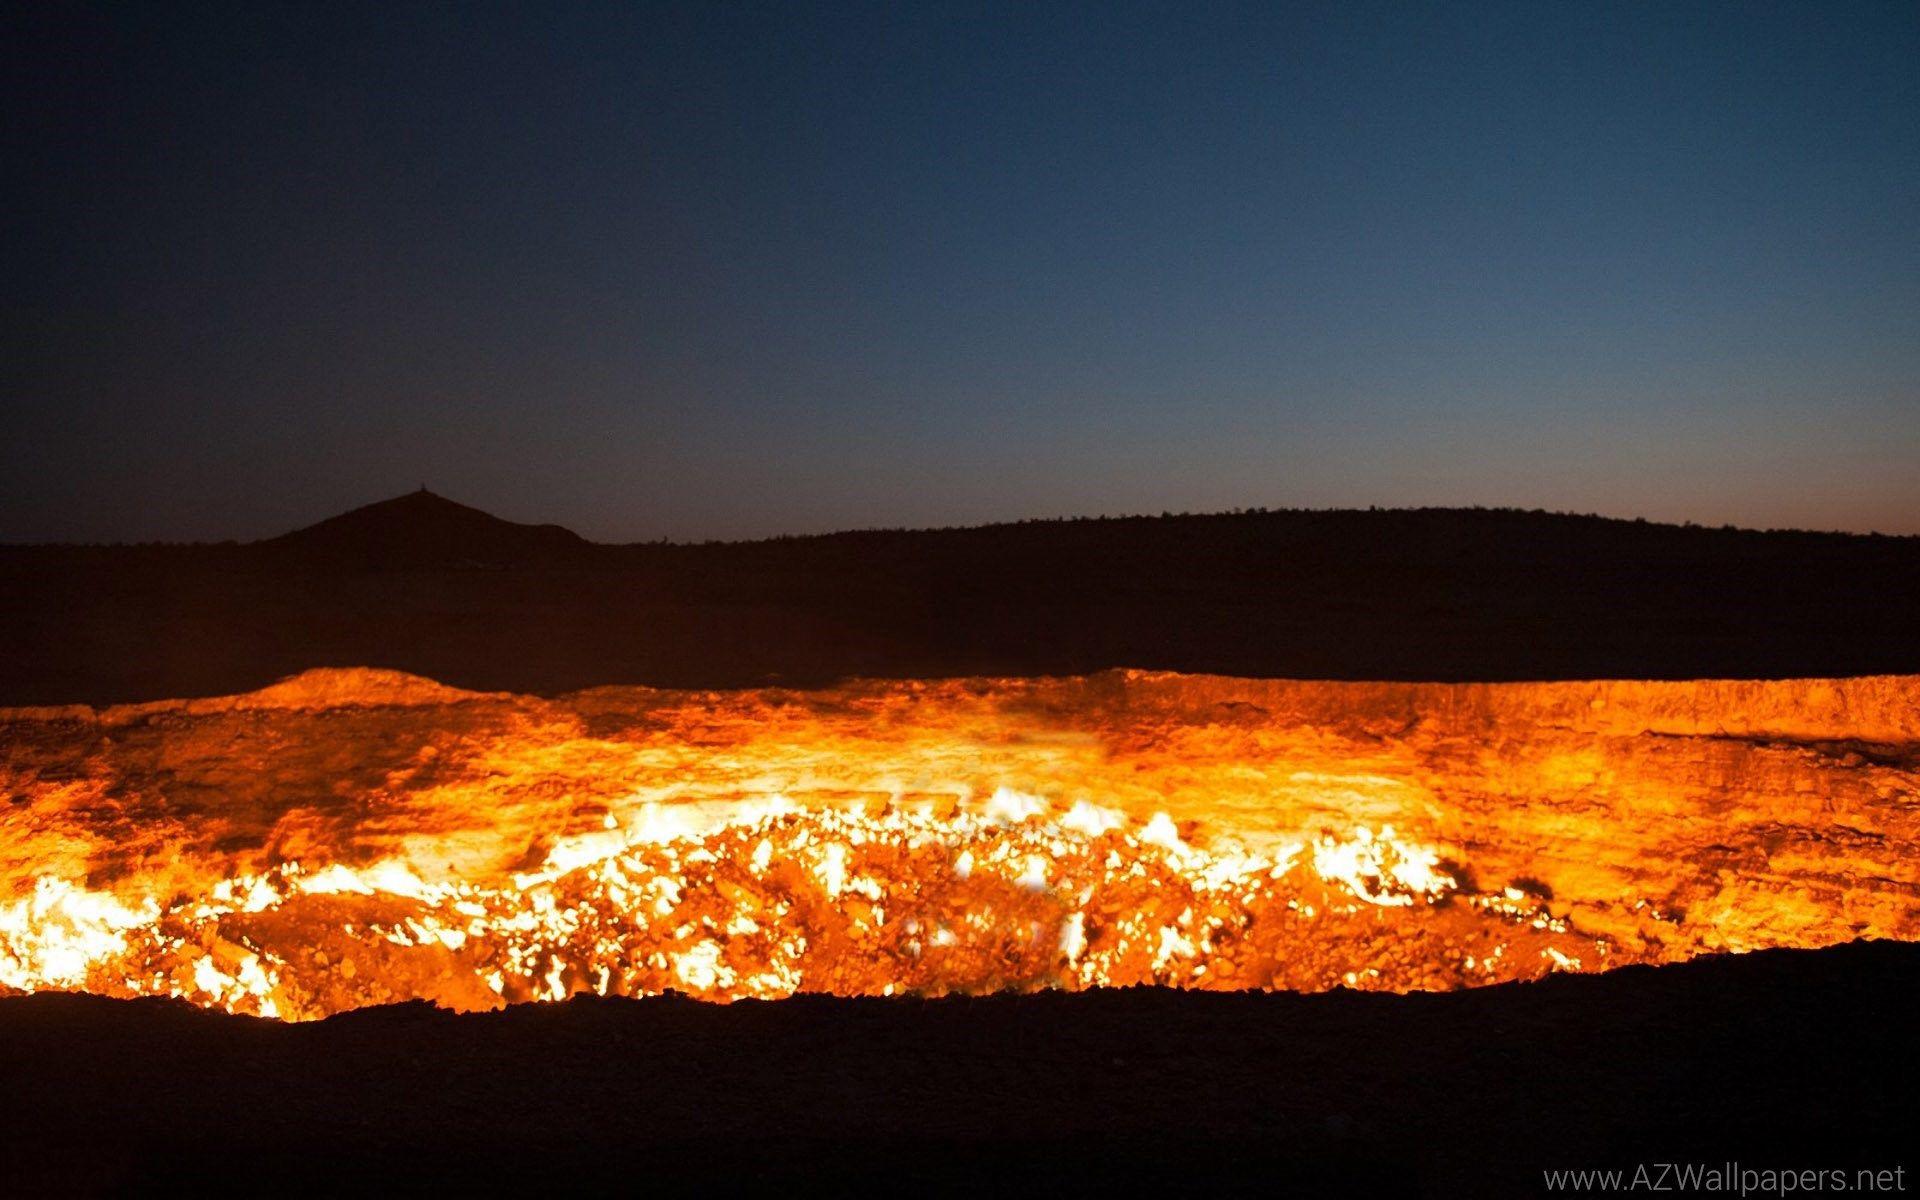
{"left": 10, "top": 495, "right": 1912, "bottom": 551}
{"left": 262, "top": 488, "right": 588, "bottom": 567}
{"left": 6, "top": 493, "right": 1920, "bottom": 704}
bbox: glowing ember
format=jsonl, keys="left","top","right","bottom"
{"left": 2, "top": 669, "right": 1915, "bottom": 1019}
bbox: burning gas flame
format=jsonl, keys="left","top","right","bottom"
{"left": 1, "top": 791, "right": 1603, "bottom": 1020}
{"left": 4, "top": 669, "right": 1914, "bottom": 1020}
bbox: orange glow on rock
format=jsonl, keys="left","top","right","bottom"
{"left": 3, "top": 669, "right": 1915, "bottom": 1019}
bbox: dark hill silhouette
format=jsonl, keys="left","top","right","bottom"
{"left": 263, "top": 488, "right": 588, "bottom": 568}
{"left": 3, "top": 498, "right": 1918, "bottom": 704}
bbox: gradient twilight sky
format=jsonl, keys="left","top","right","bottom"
{"left": 4, "top": 1, "right": 1917, "bottom": 543}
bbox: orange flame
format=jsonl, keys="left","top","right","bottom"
{"left": 4, "top": 669, "right": 1915, "bottom": 1019}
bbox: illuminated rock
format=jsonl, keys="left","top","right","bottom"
{"left": 2, "top": 668, "right": 1914, "bottom": 1018}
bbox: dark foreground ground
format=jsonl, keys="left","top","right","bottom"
{"left": 4, "top": 492, "right": 1919, "bottom": 705}
{"left": 2, "top": 941, "right": 1914, "bottom": 1197}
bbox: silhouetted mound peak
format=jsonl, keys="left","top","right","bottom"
{"left": 263, "top": 489, "right": 588, "bottom": 567}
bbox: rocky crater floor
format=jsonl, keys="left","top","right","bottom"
{"left": 2, "top": 668, "right": 1915, "bottom": 1017}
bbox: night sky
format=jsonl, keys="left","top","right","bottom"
{"left": 5, "top": 1, "right": 1917, "bottom": 543}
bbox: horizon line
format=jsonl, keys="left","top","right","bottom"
{"left": 5, "top": 493, "right": 1917, "bottom": 550}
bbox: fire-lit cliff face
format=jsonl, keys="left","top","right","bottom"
{"left": 2, "top": 669, "right": 1915, "bottom": 1019}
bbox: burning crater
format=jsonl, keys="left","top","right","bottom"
{"left": 2, "top": 669, "right": 1915, "bottom": 1019}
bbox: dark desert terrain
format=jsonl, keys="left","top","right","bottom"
{"left": 4, "top": 944, "right": 1914, "bottom": 1195}
{"left": 3, "top": 490, "right": 1919, "bottom": 705}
